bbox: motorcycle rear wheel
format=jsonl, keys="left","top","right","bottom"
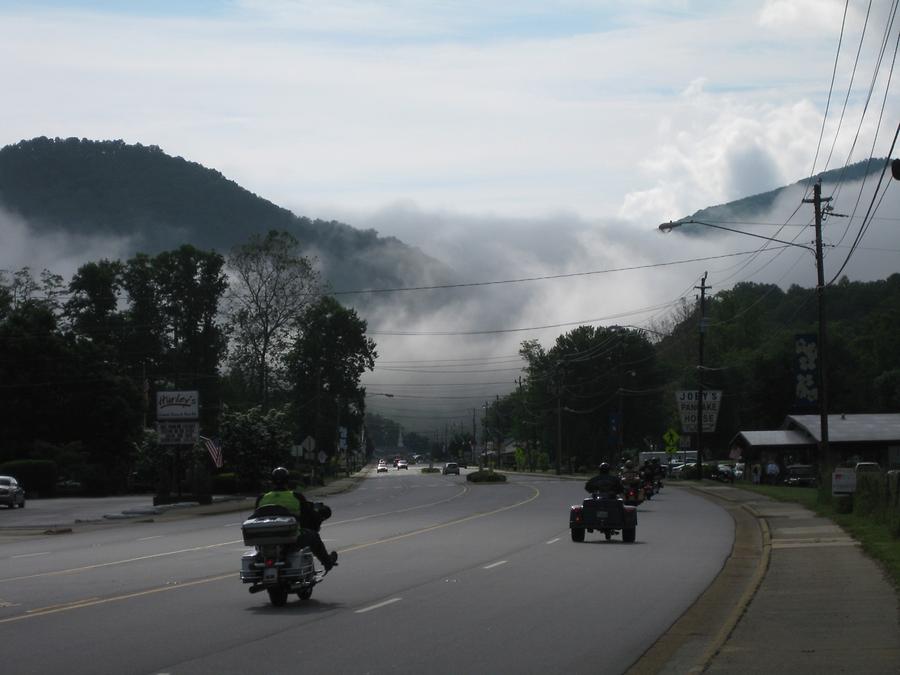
{"left": 570, "top": 527, "right": 585, "bottom": 542}
{"left": 622, "top": 527, "right": 636, "bottom": 543}
{"left": 267, "top": 587, "right": 289, "bottom": 607}
{"left": 297, "top": 586, "right": 313, "bottom": 600}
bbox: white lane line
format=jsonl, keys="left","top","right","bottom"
{"left": 12, "top": 552, "right": 50, "bottom": 558}
{"left": 355, "top": 597, "right": 402, "bottom": 614}
{"left": 483, "top": 560, "right": 508, "bottom": 570}
{"left": 137, "top": 536, "right": 163, "bottom": 541}
{"left": 545, "top": 538, "right": 560, "bottom": 545}
{"left": 223, "top": 522, "right": 241, "bottom": 527}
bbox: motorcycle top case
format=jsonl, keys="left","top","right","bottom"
{"left": 241, "top": 515, "right": 298, "bottom": 546}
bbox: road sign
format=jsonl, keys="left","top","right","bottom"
{"left": 156, "top": 421, "right": 199, "bottom": 445}
{"left": 675, "top": 390, "right": 722, "bottom": 433}
{"left": 317, "top": 450, "right": 327, "bottom": 464}
{"left": 339, "top": 426, "right": 348, "bottom": 450}
{"left": 663, "top": 428, "right": 680, "bottom": 454}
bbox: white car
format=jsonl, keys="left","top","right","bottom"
{"left": 397, "top": 460, "right": 408, "bottom": 470}
{"left": 442, "top": 462, "right": 460, "bottom": 475}
{"left": 376, "top": 461, "right": 388, "bottom": 473}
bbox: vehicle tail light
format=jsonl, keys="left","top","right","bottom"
{"left": 266, "top": 559, "right": 275, "bottom": 567}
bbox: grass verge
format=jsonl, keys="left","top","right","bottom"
{"left": 739, "top": 484, "right": 900, "bottom": 590}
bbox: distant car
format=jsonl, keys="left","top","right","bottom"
{"left": 397, "top": 460, "right": 408, "bottom": 470}
{"left": 854, "top": 462, "right": 881, "bottom": 474}
{"left": 0, "top": 476, "right": 25, "bottom": 508}
{"left": 376, "top": 462, "right": 388, "bottom": 473}
{"left": 784, "top": 464, "right": 817, "bottom": 487}
{"left": 442, "top": 462, "right": 460, "bottom": 475}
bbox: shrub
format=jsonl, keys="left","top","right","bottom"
{"left": 854, "top": 472, "right": 886, "bottom": 517}
{"left": 834, "top": 494, "right": 854, "bottom": 514}
{"left": 420, "top": 467, "right": 440, "bottom": 473}
{"left": 212, "top": 472, "right": 239, "bottom": 494}
{"left": 466, "top": 469, "right": 507, "bottom": 483}
{"left": 0, "top": 459, "right": 58, "bottom": 496}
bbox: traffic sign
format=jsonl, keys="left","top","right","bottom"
{"left": 663, "top": 428, "right": 680, "bottom": 454}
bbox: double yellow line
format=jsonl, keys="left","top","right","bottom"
{"left": 1, "top": 483, "right": 540, "bottom": 624}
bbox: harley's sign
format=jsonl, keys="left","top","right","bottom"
{"left": 156, "top": 390, "right": 199, "bottom": 419}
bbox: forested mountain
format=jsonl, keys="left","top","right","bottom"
{"left": 0, "top": 137, "right": 449, "bottom": 295}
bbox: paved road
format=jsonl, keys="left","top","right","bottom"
{"left": 0, "top": 471, "right": 732, "bottom": 674}
{"left": 0, "top": 495, "right": 166, "bottom": 528}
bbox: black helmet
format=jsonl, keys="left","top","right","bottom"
{"left": 271, "top": 466, "right": 290, "bottom": 488}
{"left": 598, "top": 462, "right": 610, "bottom": 474}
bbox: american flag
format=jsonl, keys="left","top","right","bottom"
{"left": 200, "top": 435, "right": 224, "bottom": 468}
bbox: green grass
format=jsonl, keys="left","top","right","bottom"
{"left": 740, "top": 484, "right": 900, "bottom": 590}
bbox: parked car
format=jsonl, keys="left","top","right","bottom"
{"left": 0, "top": 476, "right": 25, "bottom": 508}
{"left": 442, "top": 462, "right": 460, "bottom": 475}
{"left": 713, "top": 465, "right": 735, "bottom": 483}
{"left": 784, "top": 464, "right": 817, "bottom": 487}
{"left": 854, "top": 462, "right": 881, "bottom": 474}
{"left": 397, "top": 460, "right": 408, "bottom": 470}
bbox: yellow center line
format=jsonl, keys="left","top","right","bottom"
{"left": 0, "top": 486, "right": 469, "bottom": 585}
{"left": 339, "top": 484, "right": 540, "bottom": 554}
{"left": 1, "top": 575, "right": 233, "bottom": 624}
{"left": 0, "top": 483, "right": 541, "bottom": 624}
{"left": 0, "top": 541, "right": 242, "bottom": 584}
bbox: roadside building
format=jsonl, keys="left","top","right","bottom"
{"left": 731, "top": 413, "right": 900, "bottom": 472}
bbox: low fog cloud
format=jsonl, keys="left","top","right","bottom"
{"left": 0, "top": 206, "right": 136, "bottom": 281}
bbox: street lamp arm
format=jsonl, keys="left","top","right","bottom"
{"left": 659, "top": 219, "right": 815, "bottom": 254}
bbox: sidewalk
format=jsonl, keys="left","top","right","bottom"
{"left": 638, "top": 483, "right": 900, "bottom": 674}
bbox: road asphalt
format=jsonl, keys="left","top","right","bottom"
{"left": 4, "top": 470, "right": 899, "bottom": 673}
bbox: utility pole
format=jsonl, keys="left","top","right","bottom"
{"left": 696, "top": 272, "right": 709, "bottom": 482}
{"left": 472, "top": 408, "right": 477, "bottom": 467}
{"left": 803, "top": 180, "right": 832, "bottom": 476}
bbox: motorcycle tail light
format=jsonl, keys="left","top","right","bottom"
{"left": 266, "top": 559, "right": 275, "bottom": 567}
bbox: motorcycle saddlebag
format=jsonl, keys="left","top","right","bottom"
{"left": 241, "top": 515, "right": 298, "bottom": 546}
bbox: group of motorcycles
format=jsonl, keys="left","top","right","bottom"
{"left": 621, "top": 464, "right": 664, "bottom": 506}
{"left": 569, "top": 462, "right": 663, "bottom": 544}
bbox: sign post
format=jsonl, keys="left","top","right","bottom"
{"left": 156, "top": 390, "right": 200, "bottom": 502}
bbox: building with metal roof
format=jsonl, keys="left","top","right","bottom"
{"left": 731, "top": 413, "right": 900, "bottom": 470}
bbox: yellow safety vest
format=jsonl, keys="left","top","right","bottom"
{"left": 257, "top": 490, "right": 301, "bottom": 516}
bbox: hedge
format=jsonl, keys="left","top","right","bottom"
{"left": 0, "top": 459, "right": 58, "bottom": 496}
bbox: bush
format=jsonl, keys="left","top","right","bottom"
{"left": 212, "top": 472, "right": 239, "bottom": 494}
{"left": 466, "top": 469, "right": 507, "bottom": 483}
{"left": 420, "top": 467, "right": 440, "bottom": 474}
{"left": 834, "top": 494, "right": 854, "bottom": 514}
{"left": 854, "top": 472, "right": 886, "bottom": 517}
{"left": 0, "top": 459, "right": 58, "bottom": 496}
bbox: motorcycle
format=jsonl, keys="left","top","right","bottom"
{"left": 239, "top": 503, "right": 332, "bottom": 606}
{"left": 569, "top": 491, "right": 638, "bottom": 543}
{"left": 641, "top": 479, "right": 654, "bottom": 501}
{"left": 623, "top": 481, "right": 643, "bottom": 506}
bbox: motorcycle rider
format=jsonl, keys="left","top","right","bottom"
{"left": 585, "top": 462, "right": 625, "bottom": 497}
{"left": 621, "top": 459, "right": 640, "bottom": 486}
{"left": 256, "top": 467, "right": 338, "bottom": 571}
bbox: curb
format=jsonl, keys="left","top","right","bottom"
{"left": 625, "top": 486, "right": 767, "bottom": 675}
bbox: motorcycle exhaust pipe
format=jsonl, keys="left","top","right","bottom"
{"left": 248, "top": 585, "right": 266, "bottom": 594}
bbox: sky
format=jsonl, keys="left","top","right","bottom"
{"left": 1, "top": 0, "right": 898, "bottom": 432}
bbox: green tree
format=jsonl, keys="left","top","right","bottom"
{"left": 227, "top": 230, "right": 321, "bottom": 408}
{"left": 220, "top": 405, "right": 293, "bottom": 492}
{"left": 287, "top": 297, "right": 376, "bottom": 461}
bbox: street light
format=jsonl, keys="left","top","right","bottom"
{"left": 659, "top": 183, "right": 832, "bottom": 479}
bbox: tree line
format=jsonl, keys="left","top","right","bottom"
{"left": 469, "top": 275, "right": 900, "bottom": 472}
{"left": 0, "top": 231, "right": 376, "bottom": 494}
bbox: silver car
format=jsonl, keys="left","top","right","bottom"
{"left": 0, "top": 476, "right": 25, "bottom": 508}
{"left": 442, "top": 462, "right": 460, "bottom": 475}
